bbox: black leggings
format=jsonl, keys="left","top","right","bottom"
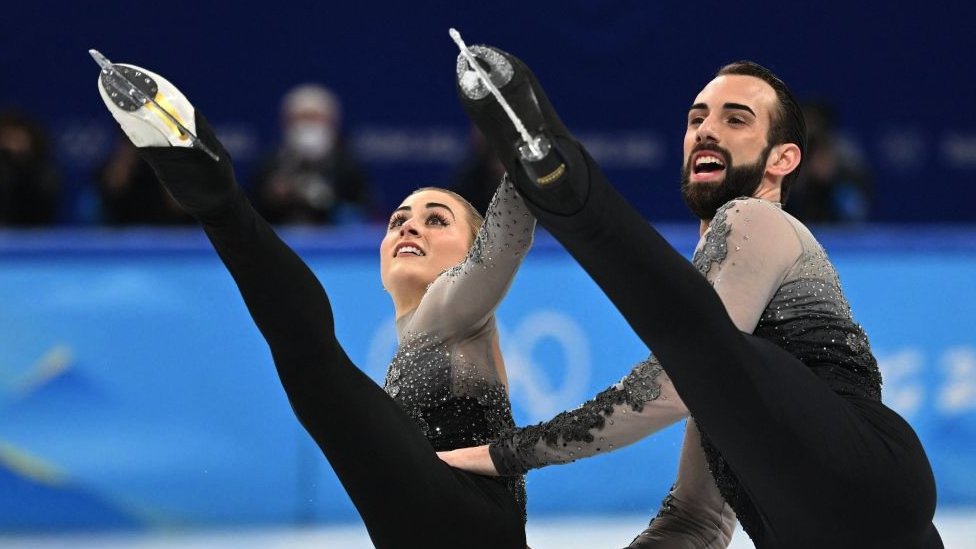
{"left": 514, "top": 141, "right": 942, "bottom": 548}
{"left": 140, "top": 124, "right": 525, "bottom": 549}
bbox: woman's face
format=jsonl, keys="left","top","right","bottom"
{"left": 380, "top": 189, "right": 473, "bottom": 293}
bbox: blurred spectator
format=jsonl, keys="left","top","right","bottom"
{"left": 93, "top": 130, "right": 192, "bottom": 225}
{"left": 786, "top": 101, "right": 873, "bottom": 224}
{"left": 250, "top": 84, "right": 372, "bottom": 225}
{"left": 0, "top": 110, "right": 61, "bottom": 226}
{"left": 449, "top": 125, "right": 506, "bottom": 216}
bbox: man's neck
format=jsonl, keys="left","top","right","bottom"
{"left": 753, "top": 184, "right": 782, "bottom": 204}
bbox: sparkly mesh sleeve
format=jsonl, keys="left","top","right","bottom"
{"left": 631, "top": 420, "right": 737, "bottom": 548}
{"left": 410, "top": 177, "right": 535, "bottom": 338}
{"left": 691, "top": 198, "right": 802, "bottom": 332}
{"left": 488, "top": 356, "right": 688, "bottom": 475}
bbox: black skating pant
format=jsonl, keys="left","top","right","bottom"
{"left": 138, "top": 115, "right": 525, "bottom": 549}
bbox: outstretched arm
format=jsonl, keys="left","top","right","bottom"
{"left": 439, "top": 355, "right": 688, "bottom": 474}
{"left": 411, "top": 176, "right": 536, "bottom": 338}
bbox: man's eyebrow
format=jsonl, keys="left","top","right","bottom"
{"left": 723, "top": 102, "right": 756, "bottom": 117}
{"left": 688, "top": 102, "right": 757, "bottom": 117}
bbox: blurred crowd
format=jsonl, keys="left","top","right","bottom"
{"left": 784, "top": 101, "right": 873, "bottom": 224}
{"left": 1, "top": 82, "right": 379, "bottom": 229}
{"left": 0, "top": 87, "right": 872, "bottom": 228}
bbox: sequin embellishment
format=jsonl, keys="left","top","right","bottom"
{"left": 384, "top": 177, "right": 534, "bottom": 521}
{"left": 689, "top": 197, "right": 884, "bottom": 540}
{"left": 491, "top": 357, "right": 665, "bottom": 474}
{"left": 692, "top": 200, "right": 736, "bottom": 275}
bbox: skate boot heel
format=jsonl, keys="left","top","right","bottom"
{"left": 518, "top": 135, "right": 568, "bottom": 188}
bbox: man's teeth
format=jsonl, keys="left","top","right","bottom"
{"left": 398, "top": 246, "right": 424, "bottom": 256}
{"left": 694, "top": 154, "right": 725, "bottom": 174}
{"left": 695, "top": 155, "right": 724, "bottom": 167}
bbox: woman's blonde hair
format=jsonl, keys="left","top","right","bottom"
{"left": 408, "top": 187, "right": 484, "bottom": 244}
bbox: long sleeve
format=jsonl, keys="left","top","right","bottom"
{"left": 489, "top": 356, "right": 687, "bottom": 474}
{"left": 692, "top": 198, "right": 802, "bottom": 332}
{"left": 628, "top": 420, "right": 736, "bottom": 548}
{"left": 408, "top": 177, "right": 535, "bottom": 338}
{"left": 487, "top": 200, "right": 802, "bottom": 476}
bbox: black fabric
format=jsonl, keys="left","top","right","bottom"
{"left": 460, "top": 52, "right": 943, "bottom": 548}
{"left": 457, "top": 48, "right": 589, "bottom": 217}
{"left": 138, "top": 114, "right": 525, "bottom": 549}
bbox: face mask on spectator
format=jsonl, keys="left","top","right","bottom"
{"left": 287, "top": 121, "right": 335, "bottom": 159}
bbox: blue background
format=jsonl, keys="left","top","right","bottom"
{"left": 1, "top": 226, "right": 974, "bottom": 532}
{"left": 0, "top": 0, "right": 974, "bottom": 223}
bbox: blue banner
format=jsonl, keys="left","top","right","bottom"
{"left": 0, "top": 227, "right": 974, "bottom": 531}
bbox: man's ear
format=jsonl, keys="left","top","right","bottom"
{"left": 766, "top": 143, "right": 802, "bottom": 178}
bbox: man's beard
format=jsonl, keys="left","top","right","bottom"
{"left": 680, "top": 144, "right": 771, "bottom": 220}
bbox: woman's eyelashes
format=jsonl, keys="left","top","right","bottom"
{"left": 388, "top": 211, "right": 450, "bottom": 230}
{"left": 425, "top": 212, "right": 449, "bottom": 226}
{"left": 388, "top": 213, "right": 407, "bottom": 230}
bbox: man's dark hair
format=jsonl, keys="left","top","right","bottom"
{"left": 716, "top": 61, "right": 806, "bottom": 203}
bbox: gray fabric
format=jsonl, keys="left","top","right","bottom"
{"left": 383, "top": 177, "right": 535, "bottom": 511}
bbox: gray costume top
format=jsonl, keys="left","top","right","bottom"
{"left": 489, "top": 197, "right": 881, "bottom": 545}
{"left": 383, "top": 177, "right": 535, "bottom": 516}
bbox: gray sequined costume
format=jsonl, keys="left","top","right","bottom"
{"left": 383, "top": 177, "right": 534, "bottom": 513}
{"left": 688, "top": 198, "right": 879, "bottom": 540}
{"left": 489, "top": 197, "right": 930, "bottom": 547}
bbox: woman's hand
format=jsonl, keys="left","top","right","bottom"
{"left": 437, "top": 445, "right": 499, "bottom": 476}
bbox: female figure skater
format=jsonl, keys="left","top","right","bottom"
{"left": 95, "top": 58, "right": 531, "bottom": 548}
{"left": 442, "top": 44, "right": 942, "bottom": 548}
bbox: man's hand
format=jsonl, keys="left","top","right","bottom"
{"left": 437, "top": 445, "right": 499, "bottom": 476}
